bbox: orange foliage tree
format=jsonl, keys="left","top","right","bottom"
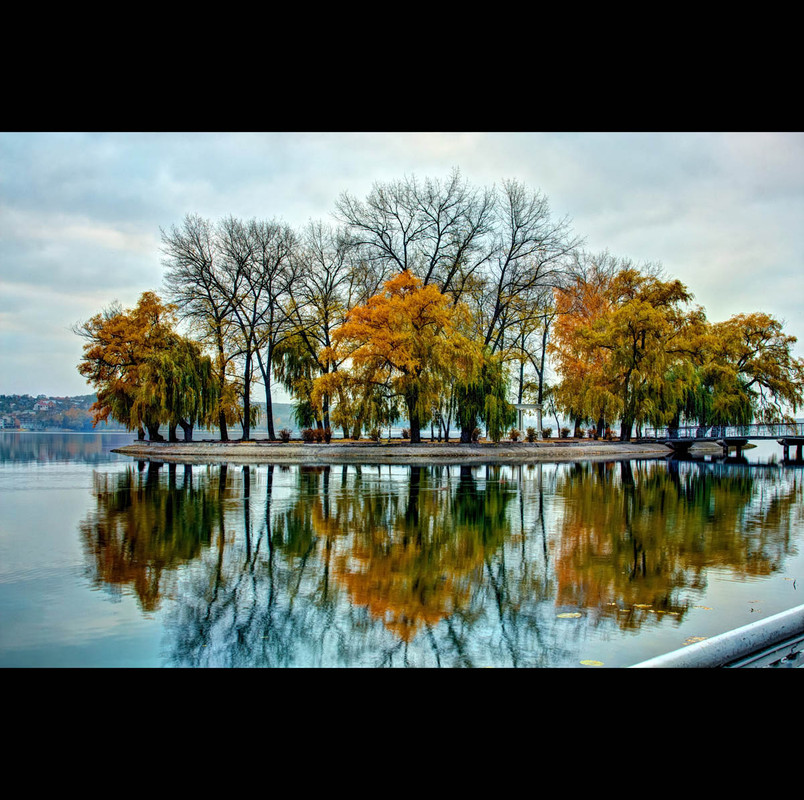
{"left": 314, "top": 270, "right": 480, "bottom": 443}
{"left": 550, "top": 253, "right": 621, "bottom": 436}
{"left": 75, "top": 292, "right": 221, "bottom": 441}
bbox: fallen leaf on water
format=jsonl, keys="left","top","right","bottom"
{"left": 580, "top": 660, "right": 604, "bottom": 666}
{"left": 693, "top": 605, "right": 712, "bottom": 610}
{"left": 557, "top": 612, "right": 582, "bottom": 618}
{"left": 683, "top": 636, "right": 707, "bottom": 645}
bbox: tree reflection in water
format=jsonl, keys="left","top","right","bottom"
{"left": 78, "top": 457, "right": 804, "bottom": 667}
{"left": 553, "top": 460, "right": 802, "bottom": 631}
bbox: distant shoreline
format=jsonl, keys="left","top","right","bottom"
{"left": 111, "top": 438, "right": 701, "bottom": 465}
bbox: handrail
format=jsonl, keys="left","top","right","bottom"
{"left": 630, "top": 604, "right": 804, "bottom": 668}
{"left": 644, "top": 423, "right": 804, "bottom": 440}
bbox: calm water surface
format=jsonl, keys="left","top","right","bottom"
{"left": 1, "top": 431, "right": 802, "bottom": 667}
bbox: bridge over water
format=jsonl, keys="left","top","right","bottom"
{"left": 643, "top": 422, "right": 804, "bottom": 459}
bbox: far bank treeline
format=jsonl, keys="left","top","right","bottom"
{"left": 75, "top": 170, "right": 804, "bottom": 444}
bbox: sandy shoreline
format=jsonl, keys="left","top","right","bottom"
{"left": 111, "top": 438, "right": 704, "bottom": 465}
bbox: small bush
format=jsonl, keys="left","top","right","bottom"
{"left": 587, "top": 427, "right": 596, "bottom": 439}
{"left": 301, "top": 428, "right": 316, "bottom": 442}
{"left": 541, "top": 427, "right": 552, "bottom": 439}
{"left": 560, "top": 427, "right": 571, "bottom": 439}
{"left": 401, "top": 428, "right": 410, "bottom": 439}
{"left": 509, "top": 428, "right": 521, "bottom": 442}
{"left": 604, "top": 426, "right": 614, "bottom": 441}
{"left": 471, "top": 427, "right": 482, "bottom": 443}
{"left": 525, "top": 426, "right": 538, "bottom": 443}
{"left": 369, "top": 426, "right": 382, "bottom": 442}
{"left": 279, "top": 428, "right": 292, "bottom": 443}
{"left": 576, "top": 427, "right": 585, "bottom": 439}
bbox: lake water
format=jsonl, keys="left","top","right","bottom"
{"left": 1, "top": 431, "right": 802, "bottom": 668}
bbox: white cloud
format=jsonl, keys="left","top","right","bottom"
{"left": 0, "top": 205, "right": 156, "bottom": 254}
{"left": 2, "top": 131, "right": 803, "bottom": 396}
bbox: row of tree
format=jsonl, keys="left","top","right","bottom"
{"left": 550, "top": 252, "right": 804, "bottom": 439}
{"left": 75, "top": 170, "right": 804, "bottom": 443}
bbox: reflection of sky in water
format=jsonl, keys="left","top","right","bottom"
{"left": 1, "top": 432, "right": 803, "bottom": 667}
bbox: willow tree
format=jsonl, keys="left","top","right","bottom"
{"left": 138, "top": 336, "right": 220, "bottom": 441}
{"left": 551, "top": 264, "right": 704, "bottom": 440}
{"left": 549, "top": 252, "right": 623, "bottom": 436}
{"left": 454, "top": 350, "right": 516, "bottom": 443}
{"left": 315, "top": 270, "right": 479, "bottom": 443}
{"left": 594, "top": 269, "right": 704, "bottom": 440}
{"left": 685, "top": 312, "right": 804, "bottom": 427}
{"left": 75, "top": 292, "right": 220, "bottom": 441}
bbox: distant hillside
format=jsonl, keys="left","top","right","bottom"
{"left": 0, "top": 395, "right": 301, "bottom": 434}
{"left": 0, "top": 393, "right": 110, "bottom": 430}
{"left": 0, "top": 396, "right": 408, "bottom": 436}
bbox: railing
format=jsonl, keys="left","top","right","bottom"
{"left": 643, "top": 423, "right": 804, "bottom": 440}
{"left": 630, "top": 604, "right": 804, "bottom": 668}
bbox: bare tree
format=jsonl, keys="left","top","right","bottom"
{"left": 475, "top": 179, "right": 582, "bottom": 353}
{"left": 161, "top": 214, "right": 239, "bottom": 441}
{"left": 248, "top": 218, "right": 298, "bottom": 439}
{"left": 334, "top": 167, "right": 496, "bottom": 299}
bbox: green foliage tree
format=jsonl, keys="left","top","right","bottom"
{"left": 455, "top": 350, "right": 516, "bottom": 443}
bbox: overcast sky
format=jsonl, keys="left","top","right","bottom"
{"left": 1, "top": 131, "right": 802, "bottom": 401}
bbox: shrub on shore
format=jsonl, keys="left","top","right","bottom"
{"left": 301, "top": 427, "right": 332, "bottom": 443}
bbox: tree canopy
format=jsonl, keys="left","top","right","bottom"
{"left": 76, "top": 171, "right": 803, "bottom": 443}
{"left": 75, "top": 292, "right": 221, "bottom": 441}
{"left": 313, "top": 270, "right": 480, "bottom": 443}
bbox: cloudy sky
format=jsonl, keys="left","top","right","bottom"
{"left": 1, "top": 131, "right": 802, "bottom": 400}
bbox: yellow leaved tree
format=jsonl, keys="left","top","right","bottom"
{"left": 313, "top": 270, "right": 479, "bottom": 443}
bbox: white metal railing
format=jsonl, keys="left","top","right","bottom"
{"left": 630, "top": 604, "right": 804, "bottom": 668}
{"left": 644, "top": 423, "right": 804, "bottom": 440}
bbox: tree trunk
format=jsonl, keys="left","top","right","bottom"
{"left": 409, "top": 412, "right": 422, "bottom": 443}
{"left": 216, "top": 332, "right": 229, "bottom": 442}
{"left": 323, "top": 392, "right": 330, "bottom": 432}
{"left": 406, "top": 388, "right": 423, "bottom": 443}
{"left": 264, "top": 380, "right": 275, "bottom": 440}
{"left": 256, "top": 346, "right": 276, "bottom": 440}
{"left": 147, "top": 422, "right": 163, "bottom": 441}
{"left": 242, "top": 352, "right": 252, "bottom": 440}
{"left": 620, "top": 418, "right": 633, "bottom": 441}
{"left": 168, "top": 423, "right": 179, "bottom": 442}
{"left": 179, "top": 419, "right": 194, "bottom": 441}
